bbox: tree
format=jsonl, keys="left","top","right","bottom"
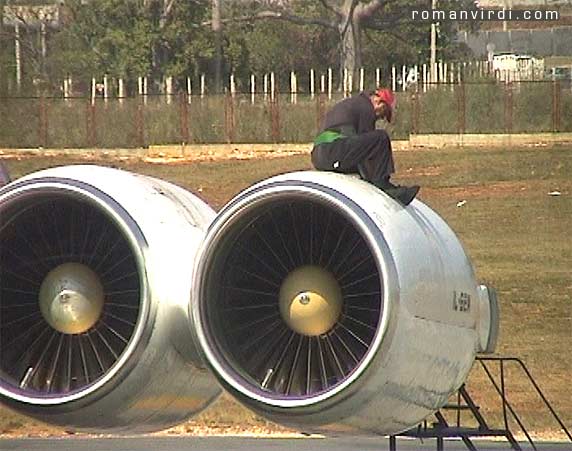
{"left": 209, "top": 1, "right": 391, "bottom": 79}
{"left": 211, "top": 0, "right": 479, "bottom": 82}
{"left": 46, "top": 0, "right": 212, "bottom": 89}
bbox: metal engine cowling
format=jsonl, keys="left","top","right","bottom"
{"left": 0, "top": 165, "right": 221, "bottom": 433}
{"left": 191, "top": 171, "right": 499, "bottom": 436}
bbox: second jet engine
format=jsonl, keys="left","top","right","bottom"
{"left": 191, "top": 171, "right": 499, "bottom": 436}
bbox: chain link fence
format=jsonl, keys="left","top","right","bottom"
{"left": 1, "top": 80, "right": 571, "bottom": 148}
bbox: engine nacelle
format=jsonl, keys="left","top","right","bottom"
{"left": 191, "top": 171, "right": 499, "bottom": 436}
{"left": 0, "top": 165, "right": 221, "bottom": 433}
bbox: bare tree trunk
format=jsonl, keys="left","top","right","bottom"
{"left": 212, "top": 0, "right": 223, "bottom": 93}
{"left": 337, "top": 0, "right": 362, "bottom": 89}
{"left": 339, "top": 17, "right": 362, "bottom": 83}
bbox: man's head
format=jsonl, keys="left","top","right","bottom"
{"left": 371, "top": 88, "right": 396, "bottom": 122}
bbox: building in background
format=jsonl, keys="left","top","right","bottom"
{"left": 457, "top": 0, "right": 572, "bottom": 81}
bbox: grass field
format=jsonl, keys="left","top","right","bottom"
{"left": 0, "top": 145, "right": 571, "bottom": 439}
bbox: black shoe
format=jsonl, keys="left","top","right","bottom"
{"left": 383, "top": 185, "right": 420, "bottom": 206}
{"left": 374, "top": 178, "right": 399, "bottom": 190}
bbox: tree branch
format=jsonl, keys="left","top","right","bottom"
{"left": 163, "top": 0, "right": 176, "bottom": 20}
{"left": 340, "top": 0, "right": 358, "bottom": 36}
{"left": 202, "top": 10, "right": 337, "bottom": 29}
{"left": 159, "top": 0, "right": 176, "bottom": 29}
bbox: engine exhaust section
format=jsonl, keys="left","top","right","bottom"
{"left": 191, "top": 171, "right": 499, "bottom": 436}
{"left": 0, "top": 165, "right": 221, "bottom": 433}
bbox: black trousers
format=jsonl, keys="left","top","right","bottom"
{"left": 311, "top": 129, "right": 395, "bottom": 183}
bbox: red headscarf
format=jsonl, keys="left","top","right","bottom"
{"left": 375, "top": 88, "right": 396, "bottom": 122}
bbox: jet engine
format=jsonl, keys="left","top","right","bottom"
{"left": 191, "top": 171, "right": 499, "bottom": 436}
{"left": 0, "top": 165, "right": 221, "bottom": 433}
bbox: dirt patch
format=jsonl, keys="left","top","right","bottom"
{"left": 401, "top": 165, "right": 443, "bottom": 177}
{"left": 421, "top": 180, "right": 570, "bottom": 200}
{"left": 143, "top": 149, "right": 307, "bottom": 164}
{"left": 0, "top": 145, "right": 313, "bottom": 165}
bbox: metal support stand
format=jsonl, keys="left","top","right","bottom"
{"left": 388, "top": 356, "right": 572, "bottom": 450}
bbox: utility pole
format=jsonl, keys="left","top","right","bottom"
{"left": 15, "top": 20, "right": 21, "bottom": 92}
{"left": 502, "top": 0, "right": 512, "bottom": 32}
{"left": 430, "top": 0, "right": 437, "bottom": 83}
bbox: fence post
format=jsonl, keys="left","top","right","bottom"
{"left": 328, "top": 68, "right": 333, "bottom": 100}
{"left": 179, "top": 92, "right": 190, "bottom": 145}
{"left": 504, "top": 82, "right": 513, "bottom": 135}
{"left": 270, "top": 83, "right": 281, "bottom": 143}
{"left": 38, "top": 96, "right": 48, "bottom": 148}
{"left": 143, "top": 76, "right": 148, "bottom": 105}
{"left": 316, "top": 92, "right": 325, "bottom": 133}
{"left": 230, "top": 73, "right": 236, "bottom": 99}
{"left": 91, "top": 77, "right": 96, "bottom": 106}
{"left": 552, "top": 80, "right": 561, "bottom": 132}
{"left": 118, "top": 78, "right": 125, "bottom": 106}
{"left": 86, "top": 98, "right": 97, "bottom": 148}
{"left": 263, "top": 73, "right": 269, "bottom": 100}
{"left": 166, "top": 76, "right": 173, "bottom": 105}
{"left": 290, "top": 71, "right": 297, "bottom": 104}
{"left": 456, "top": 80, "right": 466, "bottom": 135}
{"left": 103, "top": 74, "right": 109, "bottom": 104}
{"left": 310, "top": 69, "right": 315, "bottom": 98}
{"left": 63, "top": 77, "right": 71, "bottom": 104}
{"left": 225, "top": 92, "right": 236, "bottom": 143}
{"left": 136, "top": 97, "right": 145, "bottom": 148}
{"left": 410, "top": 85, "right": 420, "bottom": 135}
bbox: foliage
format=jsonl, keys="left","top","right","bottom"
{"left": 2, "top": 0, "right": 483, "bottom": 95}
{"left": 45, "top": 0, "right": 212, "bottom": 83}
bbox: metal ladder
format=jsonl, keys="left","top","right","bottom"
{"left": 388, "top": 356, "right": 572, "bottom": 450}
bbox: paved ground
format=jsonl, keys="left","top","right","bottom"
{"left": 0, "top": 436, "right": 570, "bottom": 451}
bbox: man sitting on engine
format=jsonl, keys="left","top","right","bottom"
{"left": 311, "top": 87, "right": 419, "bottom": 206}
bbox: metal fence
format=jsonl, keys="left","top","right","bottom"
{"left": 1, "top": 80, "right": 571, "bottom": 148}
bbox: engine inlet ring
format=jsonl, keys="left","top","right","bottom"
{"left": 194, "top": 183, "right": 394, "bottom": 408}
{"left": 0, "top": 182, "right": 149, "bottom": 405}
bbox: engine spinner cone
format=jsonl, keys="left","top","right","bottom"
{"left": 279, "top": 265, "right": 342, "bottom": 336}
{"left": 39, "top": 262, "right": 105, "bottom": 335}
